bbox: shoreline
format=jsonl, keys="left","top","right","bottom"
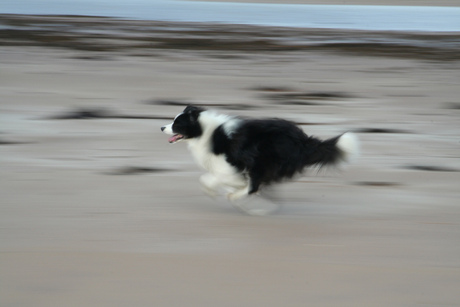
{"left": 2, "top": 14, "right": 460, "bottom": 61}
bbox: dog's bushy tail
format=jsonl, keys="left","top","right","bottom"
{"left": 336, "top": 132, "right": 360, "bottom": 163}
{"left": 307, "top": 132, "right": 360, "bottom": 168}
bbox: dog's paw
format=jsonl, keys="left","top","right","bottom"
{"left": 231, "top": 196, "right": 280, "bottom": 216}
{"left": 227, "top": 184, "right": 253, "bottom": 202}
{"left": 226, "top": 189, "right": 248, "bottom": 202}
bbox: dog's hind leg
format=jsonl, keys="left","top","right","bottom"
{"left": 248, "top": 175, "right": 262, "bottom": 195}
{"left": 227, "top": 170, "right": 264, "bottom": 201}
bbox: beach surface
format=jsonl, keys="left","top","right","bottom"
{"left": 1, "top": 14, "right": 460, "bottom": 306}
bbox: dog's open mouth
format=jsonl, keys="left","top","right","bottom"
{"left": 168, "top": 134, "right": 185, "bottom": 143}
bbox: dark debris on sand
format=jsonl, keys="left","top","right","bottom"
{"left": 262, "top": 91, "right": 352, "bottom": 105}
{"left": 353, "top": 128, "right": 413, "bottom": 134}
{"left": 105, "top": 166, "right": 174, "bottom": 175}
{"left": 46, "top": 108, "right": 172, "bottom": 120}
{"left": 403, "top": 165, "right": 459, "bottom": 172}
{"left": 150, "top": 100, "right": 256, "bottom": 110}
{"left": 0, "top": 139, "right": 29, "bottom": 145}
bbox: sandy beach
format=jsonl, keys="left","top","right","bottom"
{"left": 1, "top": 12, "right": 460, "bottom": 307}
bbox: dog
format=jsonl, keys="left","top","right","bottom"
{"left": 161, "top": 105, "right": 359, "bottom": 210}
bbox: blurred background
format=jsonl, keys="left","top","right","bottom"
{"left": 1, "top": 1, "right": 460, "bottom": 306}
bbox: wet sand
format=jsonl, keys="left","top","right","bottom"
{"left": 1, "top": 14, "right": 460, "bottom": 306}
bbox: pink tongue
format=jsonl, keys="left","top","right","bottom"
{"left": 168, "top": 134, "right": 182, "bottom": 143}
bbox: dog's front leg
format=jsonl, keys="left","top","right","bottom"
{"left": 199, "top": 173, "right": 221, "bottom": 198}
{"left": 227, "top": 185, "right": 250, "bottom": 202}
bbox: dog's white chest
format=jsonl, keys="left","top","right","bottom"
{"left": 187, "top": 140, "right": 234, "bottom": 175}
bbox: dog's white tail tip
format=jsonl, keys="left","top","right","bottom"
{"left": 337, "top": 132, "right": 360, "bottom": 162}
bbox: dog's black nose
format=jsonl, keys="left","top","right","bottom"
{"left": 161, "top": 126, "right": 165, "bottom": 132}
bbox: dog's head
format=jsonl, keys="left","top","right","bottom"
{"left": 161, "top": 105, "right": 205, "bottom": 143}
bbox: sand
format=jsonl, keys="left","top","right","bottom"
{"left": 1, "top": 14, "right": 460, "bottom": 307}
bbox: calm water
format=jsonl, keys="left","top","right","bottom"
{"left": 2, "top": 0, "right": 460, "bottom": 31}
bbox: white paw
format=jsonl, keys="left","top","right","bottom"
{"left": 227, "top": 189, "right": 248, "bottom": 202}
{"left": 231, "top": 195, "right": 280, "bottom": 216}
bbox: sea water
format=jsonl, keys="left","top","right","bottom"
{"left": 2, "top": 0, "right": 460, "bottom": 31}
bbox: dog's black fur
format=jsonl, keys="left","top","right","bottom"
{"left": 212, "top": 118, "right": 343, "bottom": 194}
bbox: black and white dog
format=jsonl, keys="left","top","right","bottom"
{"left": 162, "top": 106, "right": 359, "bottom": 205}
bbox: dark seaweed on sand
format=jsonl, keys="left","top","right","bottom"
{"left": 2, "top": 14, "right": 460, "bottom": 61}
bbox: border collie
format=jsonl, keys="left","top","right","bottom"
{"left": 161, "top": 106, "right": 359, "bottom": 208}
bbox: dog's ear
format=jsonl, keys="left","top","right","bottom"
{"left": 183, "top": 105, "right": 205, "bottom": 120}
